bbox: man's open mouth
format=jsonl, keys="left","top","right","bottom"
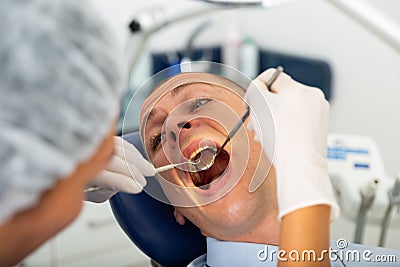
{"left": 186, "top": 146, "right": 230, "bottom": 189}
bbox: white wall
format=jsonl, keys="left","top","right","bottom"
{"left": 90, "top": 0, "right": 400, "bottom": 250}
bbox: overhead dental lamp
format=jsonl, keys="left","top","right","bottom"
{"left": 206, "top": 0, "right": 400, "bottom": 55}
{"left": 124, "top": 0, "right": 294, "bottom": 75}
{"left": 125, "top": 0, "right": 400, "bottom": 77}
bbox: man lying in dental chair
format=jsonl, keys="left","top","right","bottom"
{"left": 104, "top": 68, "right": 400, "bottom": 266}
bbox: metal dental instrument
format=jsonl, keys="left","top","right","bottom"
{"left": 85, "top": 160, "right": 203, "bottom": 193}
{"left": 156, "top": 145, "right": 218, "bottom": 173}
{"left": 378, "top": 175, "right": 400, "bottom": 247}
{"left": 84, "top": 186, "right": 100, "bottom": 193}
{"left": 84, "top": 162, "right": 199, "bottom": 193}
{"left": 155, "top": 160, "right": 200, "bottom": 173}
{"left": 199, "top": 66, "right": 284, "bottom": 171}
{"left": 354, "top": 178, "right": 379, "bottom": 244}
{"left": 220, "top": 66, "right": 284, "bottom": 151}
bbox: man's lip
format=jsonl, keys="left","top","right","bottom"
{"left": 182, "top": 139, "right": 221, "bottom": 160}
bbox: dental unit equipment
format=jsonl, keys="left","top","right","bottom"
{"left": 354, "top": 178, "right": 379, "bottom": 244}
{"left": 379, "top": 176, "right": 400, "bottom": 247}
{"left": 327, "top": 134, "right": 400, "bottom": 245}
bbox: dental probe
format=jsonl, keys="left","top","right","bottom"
{"left": 219, "top": 66, "right": 284, "bottom": 153}
{"left": 85, "top": 160, "right": 202, "bottom": 193}
{"left": 84, "top": 186, "right": 100, "bottom": 193}
{"left": 198, "top": 66, "right": 284, "bottom": 171}
{"left": 84, "top": 161, "right": 201, "bottom": 193}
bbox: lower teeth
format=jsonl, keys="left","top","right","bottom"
{"left": 190, "top": 172, "right": 202, "bottom": 185}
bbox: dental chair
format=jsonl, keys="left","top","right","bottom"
{"left": 110, "top": 132, "right": 206, "bottom": 267}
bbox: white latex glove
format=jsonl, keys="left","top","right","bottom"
{"left": 245, "top": 68, "right": 340, "bottom": 221}
{"left": 85, "top": 136, "right": 156, "bottom": 203}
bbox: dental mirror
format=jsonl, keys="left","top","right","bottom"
{"left": 155, "top": 139, "right": 218, "bottom": 173}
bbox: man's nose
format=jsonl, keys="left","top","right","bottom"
{"left": 168, "top": 121, "right": 192, "bottom": 142}
{"left": 167, "top": 120, "right": 191, "bottom": 143}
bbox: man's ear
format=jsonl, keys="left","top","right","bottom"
{"left": 173, "top": 208, "right": 186, "bottom": 225}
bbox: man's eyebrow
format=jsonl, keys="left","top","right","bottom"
{"left": 171, "top": 84, "right": 187, "bottom": 97}
{"left": 141, "top": 108, "right": 158, "bottom": 137}
{"left": 148, "top": 108, "right": 157, "bottom": 120}
{"left": 144, "top": 108, "right": 158, "bottom": 125}
{"left": 143, "top": 84, "right": 187, "bottom": 122}
{"left": 143, "top": 82, "right": 211, "bottom": 125}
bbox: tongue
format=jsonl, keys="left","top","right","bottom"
{"left": 190, "top": 149, "right": 229, "bottom": 188}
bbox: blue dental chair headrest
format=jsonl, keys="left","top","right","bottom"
{"left": 110, "top": 132, "right": 206, "bottom": 267}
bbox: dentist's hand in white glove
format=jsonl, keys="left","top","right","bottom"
{"left": 85, "top": 136, "right": 156, "bottom": 203}
{"left": 245, "top": 68, "right": 339, "bottom": 221}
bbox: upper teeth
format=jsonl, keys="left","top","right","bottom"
{"left": 189, "top": 145, "right": 217, "bottom": 160}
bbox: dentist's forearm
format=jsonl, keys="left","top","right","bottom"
{"left": 0, "top": 178, "right": 83, "bottom": 267}
{"left": 279, "top": 205, "right": 331, "bottom": 267}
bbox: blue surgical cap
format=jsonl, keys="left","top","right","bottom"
{"left": 0, "top": 0, "right": 125, "bottom": 224}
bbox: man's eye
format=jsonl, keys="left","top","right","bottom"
{"left": 150, "top": 132, "right": 165, "bottom": 151}
{"left": 192, "top": 98, "right": 211, "bottom": 112}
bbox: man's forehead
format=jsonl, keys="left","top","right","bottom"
{"left": 140, "top": 72, "right": 245, "bottom": 122}
{"left": 143, "top": 82, "right": 210, "bottom": 112}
